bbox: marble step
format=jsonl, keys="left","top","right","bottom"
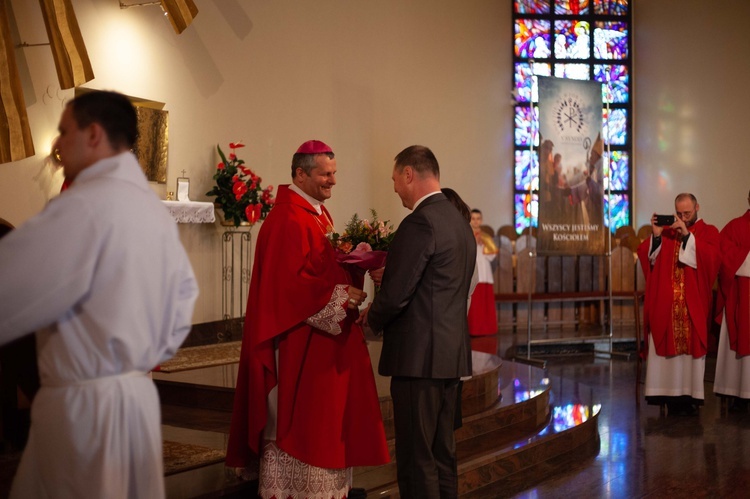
{"left": 356, "top": 372, "right": 600, "bottom": 498}
{"left": 159, "top": 356, "right": 600, "bottom": 498}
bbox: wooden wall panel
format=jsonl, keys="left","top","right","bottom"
{"left": 0, "top": 0, "right": 34, "bottom": 163}
{"left": 38, "top": 0, "right": 94, "bottom": 89}
{"left": 161, "top": 0, "right": 199, "bottom": 34}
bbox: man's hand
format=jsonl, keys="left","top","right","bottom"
{"left": 671, "top": 213, "right": 689, "bottom": 238}
{"left": 650, "top": 213, "right": 664, "bottom": 237}
{"left": 369, "top": 267, "right": 385, "bottom": 286}
{"left": 347, "top": 287, "right": 367, "bottom": 309}
{"left": 356, "top": 303, "right": 372, "bottom": 326}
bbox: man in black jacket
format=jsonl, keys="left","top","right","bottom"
{"left": 361, "top": 145, "right": 476, "bottom": 498}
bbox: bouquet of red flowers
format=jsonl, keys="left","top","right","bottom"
{"left": 206, "top": 142, "right": 275, "bottom": 227}
{"left": 329, "top": 210, "right": 395, "bottom": 286}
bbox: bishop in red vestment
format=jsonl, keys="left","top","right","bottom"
{"left": 637, "top": 193, "right": 720, "bottom": 414}
{"left": 713, "top": 194, "right": 750, "bottom": 401}
{"left": 226, "top": 141, "right": 389, "bottom": 498}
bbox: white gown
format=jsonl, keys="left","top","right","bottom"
{"left": 0, "top": 152, "right": 199, "bottom": 498}
{"left": 713, "top": 253, "right": 750, "bottom": 398}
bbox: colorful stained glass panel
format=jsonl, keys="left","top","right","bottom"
{"left": 515, "top": 0, "right": 550, "bottom": 14}
{"left": 515, "top": 106, "right": 540, "bottom": 147}
{"left": 554, "top": 20, "right": 590, "bottom": 59}
{"left": 554, "top": 63, "right": 590, "bottom": 80}
{"left": 515, "top": 193, "right": 539, "bottom": 233}
{"left": 604, "top": 193, "right": 629, "bottom": 231}
{"left": 603, "top": 108, "right": 627, "bottom": 145}
{"left": 514, "top": 150, "right": 540, "bottom": 190}
{"left": 594, "top": 22, "right": 628, "bottom": 60}
{"left": 514, "top": 63, "right": 551, "bottom": 103}
{"left": 594, "top": 0, "right": 628, "bottom": 16}
{"left": 603, "top": 150, "right": 629, "bottom": 191}
{"left": 515, "top": 19, "right": 551, "bottom": 59}
{"left": 555, "top": 0, "right": 590, "bottom": 15}
{"left": 594, "top": 64, "right": 629, "bottom": 103}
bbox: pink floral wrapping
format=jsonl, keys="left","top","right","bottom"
{"left": 336, "top": 249, "right": 387, "bottom": 288}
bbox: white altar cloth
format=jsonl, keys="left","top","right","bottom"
{"left": 162, "top": 200, "right": 215, "bottom": 224}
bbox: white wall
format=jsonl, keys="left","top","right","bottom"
{"left": 633, "top": 0, "right": 750, "bottom": 228}
{"left": 2, "top": 0, "right": 747, "bottom": 324}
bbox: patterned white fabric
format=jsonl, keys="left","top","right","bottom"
{"left": 305, "top": 284, "right": 348, "bottom": 335}
{"left": 259, "top": 441, "right": 351, "bottom": 499}
{"left": 162, "top": 200, "right": 216, "bottom": 223}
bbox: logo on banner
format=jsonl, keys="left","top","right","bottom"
{"left": 554, "top": 94, "right": 585, "bottom": 134}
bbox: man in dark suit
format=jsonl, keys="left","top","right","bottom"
{"left": 361, "top": 145, "right": 476, "bottom": 498}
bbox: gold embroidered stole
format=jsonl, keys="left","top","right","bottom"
{"left": 670, "top": 237, "right": 691, "bottom": 354}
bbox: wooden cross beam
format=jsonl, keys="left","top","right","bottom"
{"left": 0, "top": 0, "right": 34, "bottom": 163}
{"left": 37, "top": 0, "right": 95, "bottom": 90}
{"left": 160, "top": 0, "right": 198, "bottom": 35}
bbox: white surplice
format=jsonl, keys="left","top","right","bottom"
{"left": 714, "top": 253, "right": 750, "bottom": 398}
{"left": 0, "top": 152, "right": 198, "bottom": 499}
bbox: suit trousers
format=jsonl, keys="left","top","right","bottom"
{"left": 390, "top": 376, "right": 460, "bottom": 499}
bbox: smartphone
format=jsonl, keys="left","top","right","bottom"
{"left": 654, "top": 214, "right": 676, "bottom": 226}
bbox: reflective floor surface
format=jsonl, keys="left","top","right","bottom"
{"left": 512, "top": 350, "right": 750, "bottom": 498}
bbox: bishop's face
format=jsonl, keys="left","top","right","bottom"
{"left": 299, "top": 155, "right": 337, "bottom": 202}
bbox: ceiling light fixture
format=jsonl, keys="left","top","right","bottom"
{"left": 119, "top": 1, "right": 198, "bottom": 34}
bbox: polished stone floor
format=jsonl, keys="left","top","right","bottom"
{"left": 506, "top": 330, "right": 750, "bottom": 498}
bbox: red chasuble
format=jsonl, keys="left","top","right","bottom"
{"left": 716, "top": 210, "right": 750, "bottom": 356}
{"left": 637, "top": 219, "right": 721, "bottom": 358}
{"left": 226, "top": 185, "right": 389, "bottom": 469}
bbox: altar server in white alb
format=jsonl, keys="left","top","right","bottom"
{"left": 0, "top": 90, "right": 199, "bottom": 498}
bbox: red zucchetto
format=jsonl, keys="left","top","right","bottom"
{"left": 295, "top": 140, "right": 333, "bottom": 154}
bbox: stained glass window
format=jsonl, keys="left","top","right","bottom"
{"left": 555, "top": 0, "right": 590, "bottom": 15}
{"left": 553, "top": 63, "right": 589, "bottom": 80}
{"left": 515, "top": 63, "right": 551, "bottom": 102}
{"left": 554, "top": 21, "right": 590, "bottom": 59}
{"left": 594, "top": 0, "right": 628, "bottom": 16}
{"left": 512, "top": 0, "right": 631, "bottom": 234}
{"left": 594, "top": 64, "right": 629, "bottom": 103}
{"left": 593, "top": 22, "right": 628, "bottom": 60}
{"left": 515, "top": 0, "right": 551, "bottom": 15}
{"left": 515, "top": 193, "right": 539, "bottom": 232}
{"left": 515, "top": 19, "right": 551, "bottom": 58}
{"left": 603, "top": 150, "right": 629, "bottom": 190}
{"left": 602, "top": 108, "right": 627, "bottom": 145}
{"left": 605, "top": 193, "right": 630, "bottom": 229}
{"left": 514, "top": 150, "right": 539, "bottom": 191}
{"left": 514, "top": 106, "right": 540, "bottom": 147}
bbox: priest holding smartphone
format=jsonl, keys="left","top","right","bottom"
{"left": 637, "top": 193, "right": 721, "bottom": 415}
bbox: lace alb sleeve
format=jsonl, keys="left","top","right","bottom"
{"left": 305, "top": 284, "right": 349, "bottom": 335}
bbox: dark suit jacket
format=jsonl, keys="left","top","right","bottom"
{"left": 368, "top": 192, "right": 476, "bottom": 379}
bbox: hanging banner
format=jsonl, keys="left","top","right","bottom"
{"left": 537, "top": 76, "right": 605, "bottom": 255}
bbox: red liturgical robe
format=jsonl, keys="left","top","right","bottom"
{"left": 637, "top": 219, "right": 721, "bottom": 359}
{"left": 226, "top": 185, "right": 389, "bottom": 469}
{"left": 716, "top": 210, "right": 750, "bottom": 356}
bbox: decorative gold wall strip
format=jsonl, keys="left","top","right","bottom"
{"left": 160, "top": 0, "right": 198, "bottom": 35}
{"left": 0, "top": 0, "right": 34, "bottom": 163}
{"left": 38, "top": 0, "right": 94, "bottom": 90}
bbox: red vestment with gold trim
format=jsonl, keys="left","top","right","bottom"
{"left": 226, "top": 185, "right": 389, "bottom": 469}
{"left": 637, "top": 219, "right": 721, "bottom": 359}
